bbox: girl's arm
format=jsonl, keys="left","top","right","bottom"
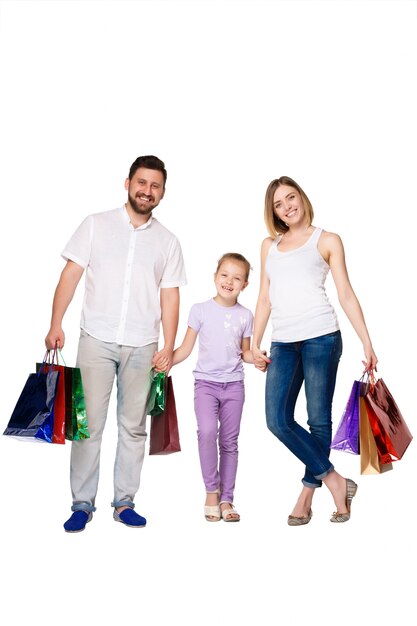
{"left": 320, "top": 231, "right": 378, "bottom": 371}
{"left": 242, "top": 336, "right": 268, "bottom": 372}
{"left": 252, "top": 237, "right": 273, "bottom": 370}
{"left": 172, "top": 326, "right": 198, "bottom": 366}
{"left": 241, "top": 337, "right": 254, "bottom": 364}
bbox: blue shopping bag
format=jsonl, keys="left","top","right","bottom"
{"left": 4, "top": 365, "right": 60, "bottom": 442}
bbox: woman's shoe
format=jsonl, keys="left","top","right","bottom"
{"left": 220, "top": 501, "right": 240, "bottom": 522}
{"left": 204, "top": 489, "right": 221, "bottom": 522}
{"left": 330, "top": 478, "right": 358, "bottom": 523}
{"left": 287, "top": 509, "right": 313, "bottom": 526}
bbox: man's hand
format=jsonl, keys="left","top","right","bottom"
{"left": 45, "top": 326, "right": 65, "bottom": 350}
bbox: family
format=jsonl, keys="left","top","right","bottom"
{"left": 44, "top": 155, "right": 377, "bottom": 532}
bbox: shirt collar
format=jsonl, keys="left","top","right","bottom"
{"left": 120, "top": 205, "right": 154, "bottom": 231}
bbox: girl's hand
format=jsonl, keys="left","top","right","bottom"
{"left": 152, "top": 348, "right": 173, "bottom": 374}
{"left": 252, "top": 347, "right": 271, "bottom": 372}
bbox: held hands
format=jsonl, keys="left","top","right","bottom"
{"left": 252, "top": 347, "right": 271, "bottom": 373}
{"left": 152, "top": 347, "right": 173, "bottom": 374}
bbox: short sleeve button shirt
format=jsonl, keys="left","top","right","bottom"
{"left": 62, "top": 206, "right": 186, "bottom": 346}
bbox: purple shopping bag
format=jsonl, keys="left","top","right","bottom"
{"left": 331, "top": 379, "right": 361, "bottom": 454}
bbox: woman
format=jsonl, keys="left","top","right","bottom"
{"left": 252, "top": 176, "right": 377, "bottom": 524}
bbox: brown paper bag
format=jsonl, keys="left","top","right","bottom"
{"left": 359, "top": 396, "right": 392, "bottom": 475}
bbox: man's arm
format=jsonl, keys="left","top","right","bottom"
{"left": 152, "top": 287, "right": 180, "bottom": 372}
{"left": 45, "top": 260, "right": 84, "bottom": 349}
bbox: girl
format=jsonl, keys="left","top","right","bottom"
{"left": 252, "top": 176, "right": 378, "bottom": 525}
{"left": 173, "top": 253, "right": 264, "bottom": 522}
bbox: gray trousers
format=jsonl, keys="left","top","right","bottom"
{"left": 70, "top": 330, "right": 157, "bottom": 513}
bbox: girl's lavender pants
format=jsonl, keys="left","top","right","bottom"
{"left": 194, "top": 379, "right": 245, "bottom": 503}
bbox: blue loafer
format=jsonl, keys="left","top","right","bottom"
{"left": 64, "top": 510, "right": 92, "bottom": 533}
{"left": 113, "top": 508, "right": 146, "bottom": 528}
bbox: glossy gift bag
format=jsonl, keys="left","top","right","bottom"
{"left": 149, "top": 375, "right": 181, "bottom": 455}
{"left": 364, "top": 376, "right": 412, "bottom": 461}
{"left": 37, "top": 350, "right": 89, "bottom": 442}
{"left": 64, "top": 365, "right": 89, "bottom": 441}
{"left": 331, "top": 379, "right": 361, "bottom": 454}
{"left": 3, "top": 365, "right": 60, "bottom": 442}
{"left": 36, "top": 351, "right": 66, "bottom": 444}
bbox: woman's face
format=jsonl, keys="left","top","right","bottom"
{"left": 273, "top": 185, "right": 305, "bottom": 226}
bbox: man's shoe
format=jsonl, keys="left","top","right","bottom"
{"left": 113, "top": 508, "right": 147, "bottom": 528}
{"left": 64, "top": 510, "right": 92, "bottom": 533}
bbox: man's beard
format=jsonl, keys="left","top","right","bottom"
{"left": 128, "top": 192, "right": 157, "bottom": 215}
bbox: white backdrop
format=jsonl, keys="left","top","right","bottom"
{"left": 0, "top": 1, "right": 416, "bottom": 624}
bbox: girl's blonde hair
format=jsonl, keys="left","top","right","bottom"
{"left": 216, "top": 253, "right": 251, "bottom": 281}
{"left": 264, "top": 176, "right": 314, "bottom": 237}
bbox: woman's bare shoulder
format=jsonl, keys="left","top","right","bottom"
{"left": 319, "top": 229, "right": 343, "bottom": 248}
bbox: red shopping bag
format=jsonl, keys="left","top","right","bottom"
{"left": 149, "top": 376, "right": 181, "bottom": 455}
{"left": 37, "top": 352, "right": 66, "bottom": 444}
{"left": 364, "top": 375, "right": 412, "bottom": 461}
{"left": 37, "top": 349, "right": 90, "bottom": 442}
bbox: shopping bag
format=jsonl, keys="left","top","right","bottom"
{"left": 65, "top": 365, "right": 89, "bottom": 441}
{"left": 331, "top": 379, "right": 361, "bottom": 454}
{"left": 3, "top": 364, "right": 60, "bottom": 442}
{"left": 37, "top": 350, "right": 89, "bottom": 441}
{"left": 364, "top": 376, "right": 412, "bottom": 461}
{"left": 149, "top": 375, "right": 181, "bottom": 455}
{"left": 359, "top": 396, "right": 393, "bottom": 475}
{"left": 36, "top": 351, "right": 66, "bottom": 444}
{"left": 146, "top": 370, "right": 166, "bottom": 416}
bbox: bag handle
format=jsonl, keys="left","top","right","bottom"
{"left": 39, "top": 346, "right": 67, "bottom": 374}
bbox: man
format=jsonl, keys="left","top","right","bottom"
{"left": 45, "top": 155, "right": 186, "bottom": 532}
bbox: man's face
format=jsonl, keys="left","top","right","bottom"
{"left": 125, "top": 167, "right": 165, "bottom": 216}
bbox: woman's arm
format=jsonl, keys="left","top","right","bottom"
{"left": 320, "top": 231, "right": 378, "bottom": 370}
{"left": 252, "top": 237, "right": 274, "bottom": 370}
{"left": 172, "top": 326, "right": 198, "bottom": 366}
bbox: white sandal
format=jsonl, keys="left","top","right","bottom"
{"left": 204, "top": 489, "right": 221, "bottom": 522}
{"left": 220, "top": 501, "right": 240, "bottom": 522}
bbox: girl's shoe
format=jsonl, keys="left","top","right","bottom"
{"left": 330, "top": 478, "right": 358, "bottom": 523}
{"left": 204, "top": 488, "right": 221, "bottom": 522}
{"left": 220, "top": 501, "right": 240, "bottom": 522}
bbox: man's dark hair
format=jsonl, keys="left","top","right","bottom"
{"left": 128, "top": 155, "right": 167, "bottom": 187}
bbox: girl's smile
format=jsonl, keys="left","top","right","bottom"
{"left": 214, "top": 259, "right": 248, "bottom": 306}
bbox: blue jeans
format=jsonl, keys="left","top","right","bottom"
{"left": 265, "top": 331, "right": 342, "bottom": 488}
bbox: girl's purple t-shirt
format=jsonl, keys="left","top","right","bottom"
{"left": 187, "top": 298, "right": 253, "bottom": 382}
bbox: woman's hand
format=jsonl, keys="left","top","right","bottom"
{"left": 362, "top": 344, "right": 378, "bottom": 372}
{"left": 252, "top": 346, "right": 271, "bottom": 372}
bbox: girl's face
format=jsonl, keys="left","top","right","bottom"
{"left": 273, "top": 185, "right": 306, "bottom": 227}
{"left": 214, "top": 260, "right": 248, "bottom": 304}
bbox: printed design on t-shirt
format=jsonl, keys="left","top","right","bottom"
{"left": 224, "top": 311, "right": 247, "bottom": 359}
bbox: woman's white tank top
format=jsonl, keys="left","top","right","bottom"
{"left": 265, "top": 227, "right": 339, "bottom": 342}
